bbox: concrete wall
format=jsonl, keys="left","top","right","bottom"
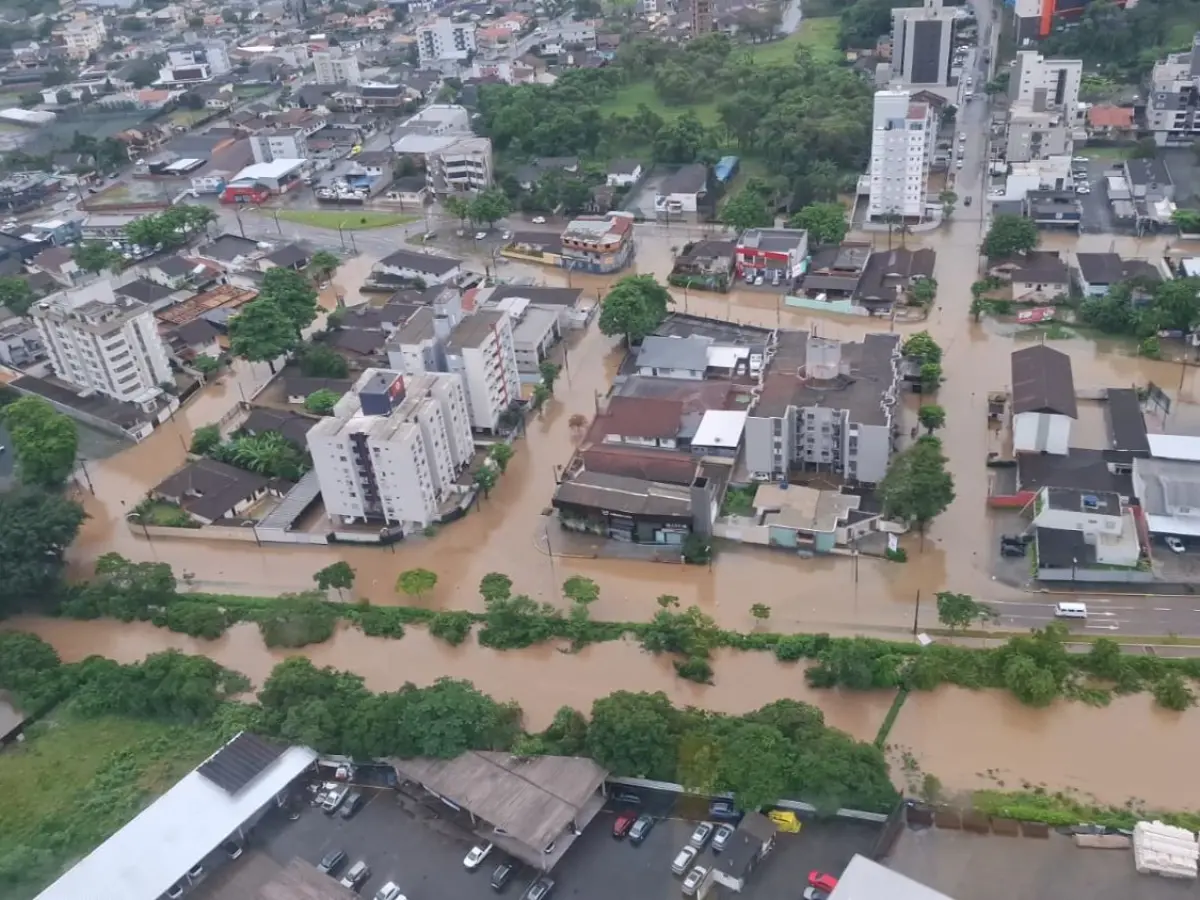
{"left": 129, "top": 521, "right": 330, "bottom": 545}
{"left": 1038, "top": 566, "right": 1153, "bottom": 583}
{"left": 784, "top": 295, "right": 867, "bottom": 317}
{"left": 713, "top": 518, "right": 770, "bottom": 545}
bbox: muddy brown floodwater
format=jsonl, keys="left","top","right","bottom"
{"left": 15, "top": 613, "right": 1200, "bottom": 810}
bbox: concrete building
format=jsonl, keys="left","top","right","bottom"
{"left": 31, "top": 279, "right": 173, "bottom": 407}
{"left": 307, "top": 369, "right": 473, "bottom": 529}
{"left": 57, "top": 17, "right": 106, "bottom": 60}
{"left": 312, "top": 48, "right": 361, "bottom": 85}
{"left": 159, "top": 42, "right": 231, "bottom": 84}
{"left": 560, "top": 213, "right": 635, "bottom": 274}
{"left": 890, "top": 0, "right": 956, "bottom": 87}
{"left": 743, "top": 331, "right": 902, "bottom": 484}
{"left": 867, "top": 90, "right": 935, "bottom": 221}
{"left": 1011, "top": 344, "right": 1075, "bottom": 455}
{"left": 446, "top": 311, "right": 520, "bottom": 433}
{"left": 1010, "top": 49, "right": 1081, "bottom": 112}
{"left": 416, "top": 17, "right": 477, "bottom": 67}
{"left": 428, "top": 136, "right": 492, "bottom": 194}
{"left": 1148, "top": 34, "right": 1200, "bottom": 146}
{"left": 1032, "top": 487, "right": 1141, "bottom": 570}
{"left": 248, "top": 129, "right": 309, "bottom": 165}
{"left": 1004, "top": 107, "right": 1072, "bottom": 163}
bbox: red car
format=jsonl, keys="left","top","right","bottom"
{"left": 809, "top": 872, "right": 839, "bottom": 893}
{"left": 613, "top": 812, "right": 637, "bottom": 838}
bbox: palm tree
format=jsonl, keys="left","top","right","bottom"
{"left": 308, "top": 250, "right": 340, "bottom": 286}
{"left": 231, "top": 432, "right": 293, "bottom": 475}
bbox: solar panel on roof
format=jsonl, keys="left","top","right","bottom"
{"left": 198, "top": 732, "right": 286, "bottom": 794}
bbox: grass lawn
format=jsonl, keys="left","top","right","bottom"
{"left": 598, "top": 79, "right": 721, "bottom": 126}
{"left": 0, "top": 715, "right": 221, "bottom": 899}
{"left": 1078, "top": 146, "right": 1135, "bottom": 161}
{"left": 273, "top": 209, "right": 419, "bottom": 230}
{"left": 746, "top": 18, "right": 842, "bottom": 66}
{"left": 167, "top": 108, "right": 210, "bottom": 127}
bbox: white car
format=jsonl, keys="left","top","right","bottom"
{"left": 682, "top": 866, "right": 708, "bottom": 896}
{"left": 958, "top": 132, "right": 967, "bottom": 141}
{"left": 1167, "top": 536, "right": 1186, "bottom": 554}
{"left": 464, "top": 843, "right": 493, "bottom": 869}
{"left": 374, "top": 883, "right": 405, "bottom": 900}
{"left": 474, "top": 231, "right": 488, "bottom": 240}
{"left": 689, "top": 822, "right": 714, "bottom": 848}
{"left": 671, "top": 845, "right": 699, "bottom": 875}
{"left": 1073, "top": 156, "right": 1090, "bottom": 163}
{"left": 531, "top": 216, "right": 547, "bottom": 224}
{"left": 1076, "top": 186, "right": 1091, "bottom": 194}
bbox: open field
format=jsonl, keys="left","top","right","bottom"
{"left": 272, "top": 210, "right": 419, "bottom": 230}
{"left": 748, "top": 17, "right": 842, "bottom": 65}
{"left": 168, "top": 108, "right": 212, "bottom": 127}
{"left": 0, "top": 714, "right": 219, "bottom": 900}
{"left": 597, "top": 79, "right": 720, "bottom": 126}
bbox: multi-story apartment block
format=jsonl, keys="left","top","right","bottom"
{"left": 416, "top": 18, "right": 477, "bottom": 67}
{"left": 1147, "top": 33, "right": 1200, "bottom": 146}
{"left": 428, "top": 136, "right": 493, "bottom": 194}
{"left": 890, "top": 0, "right": 956, "bottom": 87}
{"left": 445, "top": 311, "right": 520, "bottom": 433}
{"left": 867, "top": 90, "right": 935, "bottom": 221}
{"left": 57, "top": 17, "right": 106, "bottom": 60}
{"left": 159, "top": 42, "right": 231, "bottom": 84}
{"left": 312, "top": 48, "right": 361, "bottom": 86}
{"left": 1009, "top": 50, "right": 1082, "bottom": 112}
{"left": 307, "top": 369, "right": 473, "bottom": 530}
{"left": 31, "top": 280, "right": 173, "bottom": 407}
{"left": 248, "top": 129, "right": 310, "bottom": 165}
{"left": 743, "top": 332, "right": 902, "bottom": 484}
{"left": 559, "top": 213, "right": 636, "bottom": 274}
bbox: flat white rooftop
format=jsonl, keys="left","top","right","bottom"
{"left": 232, "top": 159, "right": 306, "bottom": 182}
{"left": 692, "top": 409, "right": 748, "bottom": 449}
{"left": 35, "top": 734, "right": 316, "bottom": 900}
{"left": 1149, "top": 433, "right": 1200, "bottom": 463}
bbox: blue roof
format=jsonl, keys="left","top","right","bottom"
{"left": 714, "top": 156, "right": 740, "bottom": 182}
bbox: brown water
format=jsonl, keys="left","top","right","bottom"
{"left": 8, "top": 617, "right": 892, "bottom": 739}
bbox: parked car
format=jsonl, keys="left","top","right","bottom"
{"left": 1167, "top": 536, "right": 1186, "bottom": 553}
{"left": 321, "top": 785, "right": 348, "bottom": 814}
{"left": 613, "top": 811, "right": 637, "bottom": 838}
{"left": 708, "top": 799, "right": 741, "bottom": 821}
{"left": 964, "top": 196, "right": 972, "bottom": 206}
{"left": 531, "top": 216, "right": 547, "bottom": 224}
{"left": 629, "top": 815, "right": 654, "bottom": 845}
{"left": 317, "top": 848, "right": 347, "bottom": 875}
{"left": 712, "top": 824, "right": 735, "bottom": 852}
{"left": 689, "top": 822, "right": 714, "bottom": 849}
{"left": 809, "top": 872, "right": 839, "bottom": 893}
{"left": 340, "top": 861, "right": 371, "bottom": 891}
{"left": 671, "top": 846, "right": 699, "bottom": 875}
{"left": 522, "top": 877, "right": 554, "bottom": 900}
{"left": 682, "top": 866, "right": 708, "bottom": 896}
{"left": 166, "top": 883, "right": 184, "bottom": 899}
{"left": 374, "top": 884, "right": 404, "bottom": 900}
{"left": 803, "top": 889, "right": 830, "bottom": 900}
{"left": 475, "top": 231, "right": 488, "bottom": 240}
{"left": 340, "top": 791, "right": 364, "bottom": 819}
{"left": 465, "top": 843, "right": 494, "bottom": 869}
{"left": 221, "top": 839, "right": 244, "bottom": 859}
{"left": 1000, "top": 543, "right": 1025, "bottom": 558}
{"left": 491, "top": 862, "right": 516, "bottom": 892}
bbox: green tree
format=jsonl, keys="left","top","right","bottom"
{"left": 877, "top": 437, "right": 955, "bottom": 538}
{"left": 787, "top": 202, "right": 848, "bottom": 246}
{"left": 917, "top": 404, "right": 946, "bottom": 434}
{"left": 0, "top": 276, "right": 33, "bottom": 316}
{"left": 297, "top": 343, "right": 349, "bottom": 379}
{"left": 479, "top": 572, "right": 513, "bottom": 603}
{"left": 2, "top": 396, "right": 78, "bottom": 489}
{"left": 304, "top": 389, "right": 340, "bottom": 416}
{"left": 71, "top": 241, "right": 123, "bottom": 274}
{"left": 901, "top": 331, "right": 942, "bottom": 364}
{"left": 938, "top": 189, "right": 958, "bottom": 220}
{"left": 539, "top": 360, "right": 561, "bottom": 392}
{"left": 0, "top": 487, "right": 86, "bottom": 615}
{"left": 314, "top": 561, "right": 355, "bottom": 599}
{"left": 531, "top": 382, "right": 552, "bottom": 410}
{"left": 982, "top": 214, "right": 1038, "bottom": 258}
{"left": 189, "top": 423, "right": 221, "bottom": 455}
{"left": 598, "top": 275, "right": 673, "bottom": 345}
{"left": 719, "top": 188, "right": 772, "bottom": 231}
{"left": 445, "top": 195, "right": 471, "bottom": 227}
{"left": 260, "top": 267, "right": 319, "bottom": 336}
{"left": 935, "top": 591, "right": 995, "bottom": 631}
{"left": 468, "top": 188, "right": 512, "bottom": 227}
{"left": 228, "top": 299, "right": 299, "bottom": 371}
{"left": 474, "top": 465, "right": 498, "bottom": 498}
{"left": 396, "top": 567, "right": 438, "bottom": 601}
{"left": 307, "top": 249, "right": 341, "bottom": 284}
{"left": 562, "top": 575, "right": 600, "bottom": 607}
{"left": 227, "top": 432, "right": 306, "bottom": 480}
{"left": 920, "top": 362, "right": 943, "bottom": 393}
{"left": 750, "top": 603, "right": 771, "bottom": 622}
{"left": 586, "top": 690, "right": 680, "bottom": 780}
{"left": 488, "top": 442, "right": 514, "bottom": 473}
{"left": 717, "top": 722, "right": 792, "bottom": 811}
{"left": 910, "top": 277, "right": 937, "bottom": 306}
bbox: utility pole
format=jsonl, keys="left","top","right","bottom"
{"left": 911, "top": 590, "right": 921, "bottom": 636}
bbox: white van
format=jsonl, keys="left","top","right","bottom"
{"left": 1053, "top": 602, "right": 1088, "bottom": 619}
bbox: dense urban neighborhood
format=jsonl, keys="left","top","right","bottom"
{"left": 6, "top": 0, "right": 1200, "bottom": 898}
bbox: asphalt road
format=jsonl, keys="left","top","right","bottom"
{"left": 987, "top": 595, "right": 1200, "bottom": 636}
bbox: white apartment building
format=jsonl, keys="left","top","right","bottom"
{"left": 249, "top": 129, "right": 309, "bottom": 164}
{"left": 31, "top": 280, "right": 173, "bottom": 407}
{"left": 159, "top": 42, "right": 231, "bottom": 84}
{"left": 429, "top": 136, "right": 492, "bottom": 194}
{"left": 312, "top": 48, "right": 361, "bottom": 85}
{"left": 1147, "top": 33, "right": 1200, "bottom": 146}
{"left": 307, "top": 369, "right": 473, "bottom": 530}
{"left": 1009, "top": 50, "right": 1082, "bottom": 113}
{"left": 416, "top": 17, "right": 477, "bottom": 67}
{"left": 867, "top": 90, "right": 935, "bottom": 221}
{"left": 58, "top": 18, "right": 106, "bottom": 60}
{"left": 446, "top": 310, "right": 520, "bottom": 433}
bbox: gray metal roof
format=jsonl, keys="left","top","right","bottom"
{"left": 636, "top": 334, "right": 711, "bottom": 372}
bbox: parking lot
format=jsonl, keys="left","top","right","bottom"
{"left": 196, "top": 783, "right": 882, "bottom": 900}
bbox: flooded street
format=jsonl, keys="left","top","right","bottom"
{"left": 66, "top": 218, "right": 1200, "bottom": 636}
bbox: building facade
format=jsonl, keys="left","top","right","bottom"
{"left": 1147, "top": 33, "right": 1200, "bottom": 146}
{"left": 416, "top": 18, "right": 477, "bottom": 67}
{"left": 445, "top": 310, "right": 520, "bottom": 433}
{"left": 867, "top": 91, "right": 934, "bottom": 221}
{"left": 312, "top": 48, "right": 361, "bottom": 85}
{"left": 248, "top": 129, "right": 309, "bottom": 165}
{"left": 31, "top": 280, "right": 173, "bottom": 406}
{"left": 1009, "top": 50, "right": 1082, "bottom": 113}
{"left": 58, "top": 18, "right": 106, "bottom": 60}
{"left": 307, "top": 369, "right": 472, "bottom": 530}
{"left": 559, "top": 213, "right": 635, "bottom": 273}
{"left": 428, "top": 136, "right": 493, "bottom": 194}
{"left": 890, "top": 0, "right": 956, "bottom": 87}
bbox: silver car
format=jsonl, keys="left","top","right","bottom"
{"left": 689, "top": 822, "right": 714, "bottom": 849}
{"left": 712, "top": 824, "right": 735, "bottom": 852}
{"left": 671, "top": 845, "right": 698, "bottom": 875}
{"left": 682, "top": 866, "right": 708, "bottom": 896}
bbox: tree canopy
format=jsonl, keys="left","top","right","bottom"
{"left": 259, "top": 267, "right": 320, "bottom": 336}
{"left": 878, "top": 436, "right": 955, "bottom": 534}
{"left": 787, "top": 203, "right": 848, "bottom": 246}
{"left": 0, "top": 276, "right": 33, "bottom": 316}
{"left": 982, "top": 214, "right": 1039, "bottom": 258}
{"left": 228, "top": 299, "right": 299, "bottom": 367}
{"left": 124, "top": 205, "right": 215, "bottom": 250}
{"left": 1, "top": 396, "right": 78, "bottom": 489}
{"left": 720, "top": 188, "right": 772, "bottom": 231}
{"left": 598, "top": 275, "right": 673, "bottom": 344}
{"left": 0, "top": 487, "right": 86, "bottom": 615}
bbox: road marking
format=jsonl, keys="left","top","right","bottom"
{"left": 1085, "top": 624, "right": 1120, "bottom": 631}
{"left": 1154, "top": 608, "right": 1173, "bottom": 612}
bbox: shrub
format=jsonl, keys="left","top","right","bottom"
{"left": 257, "top": 593, "right": 337, "bottom": 648}
{"left": 160, "top": 601, "right": 229, "bottom": 639}
{"left": 674, "top": 657, "right": 714, "bottom": 684}
{"left": 429, "top": 611, "right": 473, "bottom": 646}
{"left": 353, "top": 607, "right": 408, "bottom": 639}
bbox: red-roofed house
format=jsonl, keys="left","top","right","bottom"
{"left": 1087, "top": 105, "right": 1135, "bottom": 138}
